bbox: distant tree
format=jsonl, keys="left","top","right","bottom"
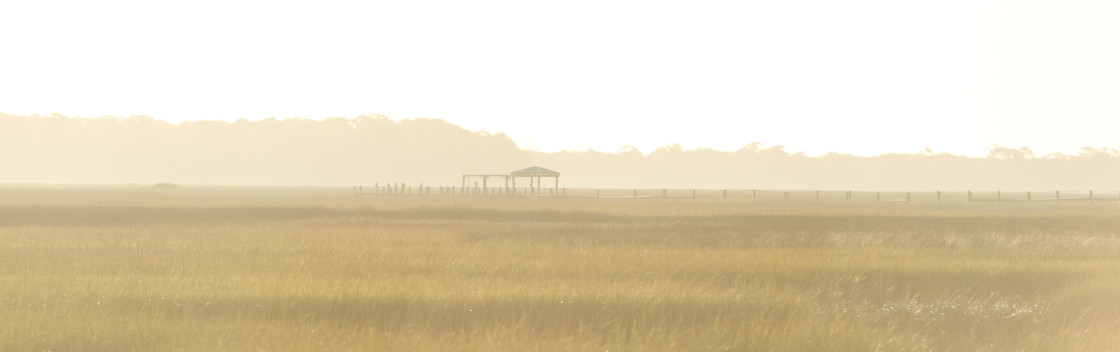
{"left": 737, "top": 142, "right": 762, "bottom": 154}
{"left": 759, "top": 145, "right": 788, "bottom": 157}
{"left": 1042, "top": 152, "right": 1070, "bottom": 159}
{"left": 987, "top": 145, "right": 1034, "bottom": 160}
{"left": 618, "top": 145, "right": 642, "bottom": 155}
{"left": 654, "top": 144, "right": 684, "bottom": 154}
{"left": 1077, "top": 147, "right": 1120, "bottom": 158}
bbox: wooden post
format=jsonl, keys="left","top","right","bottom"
{"left": 752, "top": 190, "right": 757, "bottom": 200}
{"left": 1090, "top": 190, "right": 1094, "bottom": 205}
{"left": 936, "top": 191, "right": 941, "bottom": 203}
{"left": 784, "top": 191, "right": 789, "bottom": 201}
{"left": 596, "top": 189, "right": 600, "bottom": 199}
{"left": 906, "top": 192, "right": 911, "bottom": 202}
{"left": 723, "top": 190, "right": 728, "bottom": 200}
{"left": 1027, "top": 192, "right": 1031, "bottom": 204}
{"left": 693, "top": 189, "right": 697, "bottom": 201}
{"left": 816, "top": 190, "right": 820, "bottom": 201}
{"left": 633, "top": 189, "right": 638, "bottom": 200}
{"left": 846, "top": 191, "right": 851, "bottom": 202}
{"left": 876, "top": 192, "right": 881, "bottom": 202}
{"left": 1056, "top": 190, "right": 1060, "bottom": 205}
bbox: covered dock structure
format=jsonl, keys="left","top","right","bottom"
{"left": 511, "top": 166, "right": 560, "bottom": 196}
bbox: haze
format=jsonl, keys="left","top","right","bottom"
{"left": 5, "top": 113, "right": 1120, "bottom": 190}
{"left": 3, "top": 0, "right": 1118, "bottom": 157}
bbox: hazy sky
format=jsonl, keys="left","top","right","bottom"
{"left": 2, "top": 0, "right": 1117, "bottom": 157}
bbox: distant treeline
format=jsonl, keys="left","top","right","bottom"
{"left": 0, "top": 114, "right": 526, "bottom": 186}
{"left": 3, "top": 113, "right": 1119, "bottom": 190}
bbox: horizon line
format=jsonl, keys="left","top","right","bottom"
{"left": 3, "top": 112, "right": 1115, "bottom": 159}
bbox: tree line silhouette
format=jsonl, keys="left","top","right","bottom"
{"left": 2, "top": 113, "right": 1118, "bottom": 190}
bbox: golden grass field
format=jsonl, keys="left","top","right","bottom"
{"left": 2, "top": 186, "right": 1119, "bottom": 351}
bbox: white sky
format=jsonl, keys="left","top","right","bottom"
{"left": 1, "top": 0, "right": 1118, "bottom": 157}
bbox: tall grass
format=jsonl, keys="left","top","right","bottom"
{"left": 1, "top": 187, "right": 1119, "bottom": 351}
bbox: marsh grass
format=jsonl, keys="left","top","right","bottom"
{"left": 1, "top": 187, "right": 1119, "bottom": 350}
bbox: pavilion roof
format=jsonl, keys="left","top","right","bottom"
{"left": 510, "top": 166, "right": 560, "bottom": 176}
